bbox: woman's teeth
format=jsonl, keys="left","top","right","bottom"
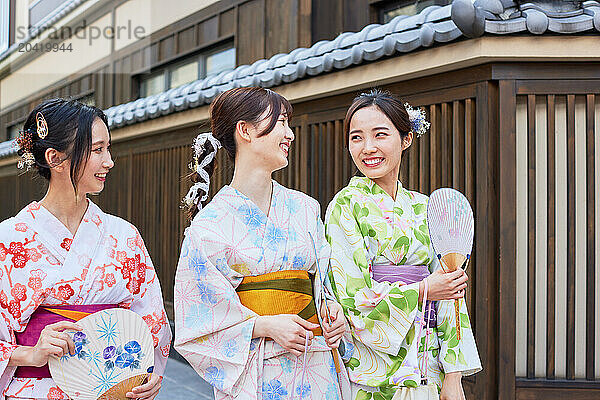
{"left": 363, "top": 158, "right": 383, "bottom": 166}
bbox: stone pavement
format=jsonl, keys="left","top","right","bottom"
{"left": 157, "top": 358, "right": 215, "bottom": 400}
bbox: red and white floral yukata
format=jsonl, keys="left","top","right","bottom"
{"left": 0, "top": 200, "right": 171, "bottom": 399}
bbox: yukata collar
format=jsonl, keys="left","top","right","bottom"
{"left": 349, "top": 176, "right": 405, "bottom": 200}
{"left": 15, "top": 199, "right": 104, "bottom": 263}
{"left": 224, "top": 179, "right": 282, "bottom": 216}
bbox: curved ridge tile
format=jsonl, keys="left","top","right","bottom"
{"left": 366, "top": 24, "right": 389, "bottom": 41}
{"left": 393, "top": 30, "right": 422, "bottom": 53}
{"left": 433, "top": 20, "right": 461, "bottom": 42}
{"left": 360, "top": 40, "right": 385, "bottom": 61}
{"left": 426, "top": 5, "right": 453, "bottom": 22}
{"left": 393, "top": 13, "right": 424, "bottom": 32}
{"left": 415, "top": 6, "right": 442, "bottom": 25}
{"left": 548, "top": 14, "right": 594, "bottom": 33}
{"left": 485, "top": 17, "right": 526, "bottom": 33}
{"left": 387, "top": 14, "right": 411, "bottom": 32}
{"left": 474, "top": 0, "right": 504, "bottom": 14}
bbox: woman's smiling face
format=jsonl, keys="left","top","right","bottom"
{"left": 75, "top": 118, "right": 114, "bottom": 195}
{"left": 246, "top": 107, "right": 294, "bottom": 173}
{"left": 348, "top": 105, "right": 411, "bottom": 184}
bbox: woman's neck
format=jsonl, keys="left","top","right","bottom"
{"left": 230, "top": 162, "right": 273, "bottom": 216}
{"left": 372, "top": 173, "right": 399, "bottom": 201}
{"left": 40, "top": 181, "right": 88, "bottom": 236}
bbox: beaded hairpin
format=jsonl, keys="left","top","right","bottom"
{"left": 15, "top": 130, "right": 35, "bottom": 170}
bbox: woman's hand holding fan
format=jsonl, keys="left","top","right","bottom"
{"left": 126, "top": 373, "right": 162, "bottom": 400}
{"left": 48, "top": 308, "right": 155, "bottom": 400}
{"left": 427, "top": 188, "right": 474, "bottom": 341}
{"left": 425, "top": 269, "right": 468, "bottom": 301}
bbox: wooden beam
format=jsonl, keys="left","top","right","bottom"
{"left": 498, "top": 79, "right": 517, "bottom": 400}
{"left": 566, "top": 94, "right": 575, "bottom": 380}
{"left": 585, "top": 94, "right": 595, "bottom": 380}
{"left": 526, "top": 94, "right": 536, "bottom": 379}
{"left": 546, "top": 94, "right": 556, "bottom": 379}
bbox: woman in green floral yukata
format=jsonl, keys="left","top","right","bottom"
{"left": 324, "top": 90, "right": 481, "bottom": 400}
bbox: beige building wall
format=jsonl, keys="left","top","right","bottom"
{"left": 1, "top": 12, "right": 112, "bottom": 107}
{"left": 15, "top": 0, "right": 29, "bottom": 37}
{"left": 114, "top": 0, "right": 218, "bottom": 51}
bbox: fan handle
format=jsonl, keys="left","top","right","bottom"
{"left": 440, "top": 253, "right": 466, "bottom": 272}
{"left": 98, "top": 373, "right": 150, "bottom": 400}
{"left": 440, "top": 252, "right": 466, "bottom": 341}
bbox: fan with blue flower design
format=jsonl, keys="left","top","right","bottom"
{"left": 48, "top": 308, "right": 154, "bottom": 400}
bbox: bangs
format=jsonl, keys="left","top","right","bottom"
{"left": 256, "top": 89, "right": 293, "bottom": 136}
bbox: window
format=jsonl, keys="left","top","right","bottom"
{"left": 140, "top": 73, "right": 166, "bottom": 98}
{"left": 206, "top": 47, "right": 236, "bottom": 77}
{"left": 378, "top": 0, "right": 452, "bottom": 23}
{"left": 29, "top": 0, "right": 72, "bottom": 27}
{"left": 138, "top": 45, "right": 236, "bottom": 98}
{"left": 170, "top": 61, "right": 199, "bottom": 89}
{"left": 7, "top": 123, "right": 22, "bottom": 140}
{"left": 0, "top": 0, "right": 9, "bottom": 52}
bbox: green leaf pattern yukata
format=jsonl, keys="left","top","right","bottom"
{"left": 324, "top": 177, "right": 481, "bottom": 400}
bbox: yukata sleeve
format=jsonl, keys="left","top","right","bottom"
{"left": 310, "top": 204, "right": 353, "bottom": 362}
{"left": 325, "top": 195, "right": 421, "bottom": 357}
{"left": 173, "top": 230, "right": 256, "bottom": 397}
{"left": 0, "top": 306, "right": 19, "bottom": 395}
{"left": 429, "top": 258, "right": 482, "bottom": 376}
{"left": 128, "top": 230, "right": 172, "bottom": 377}
{"left": 0, "top": 242, "right": 22, "bottom": 394}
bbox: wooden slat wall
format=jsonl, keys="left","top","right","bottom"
{"left": 514, "top": 92, "right": 600, "bottom": 389}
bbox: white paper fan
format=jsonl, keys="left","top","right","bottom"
{"left": 49, "top": 308, "right": 154, "bottom": 400}
{"left": 427, "top": 188, "right": 474, "bottom": 270}
{"left": 427, "top": 188, "right": 474, "bottom": 341}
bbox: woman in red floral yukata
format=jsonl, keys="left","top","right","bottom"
{"left": 0, "top": 99, "right": 171, "bottom": 400}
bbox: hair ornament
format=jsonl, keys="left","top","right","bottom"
{"left": 14, "top": 129, "right": 36, "bottom": 170}
{"left": 183, "top": 132, "right": 222, "bottom": 209}
{"left": 36, "top": 112, "right": 49, "bottom": 139}
{"left": 404, "top": 103, "right": 430, "bottom": 138}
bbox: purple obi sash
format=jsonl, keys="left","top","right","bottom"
{"left": 15, "top": 304, "right": 116, "bottom": 378}
{"left": 371, "top": 264, "right": 437, "bottom": 326}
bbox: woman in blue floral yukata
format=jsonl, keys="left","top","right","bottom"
{"left": 174, "top": 87, "right": 351, "bottom": 400}
{"left": 325, "top": 90, "right": 481, "bottom": 400}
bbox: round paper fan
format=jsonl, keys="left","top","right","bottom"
{"left": 49, "top": 308, "right": 154, "bottom": 400}
{"left": 427, "top": 188, "right": 474, "bottom": 341}
{"left": 427, "top": 188, "right": 474, "bottom": 271}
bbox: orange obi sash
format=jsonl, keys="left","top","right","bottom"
{"left": 236, "top": 270, "right": 323, "bottom": 336}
